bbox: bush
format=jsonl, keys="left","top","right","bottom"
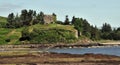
{"left": 5, "top": 38, "right": 10, "bottom": 42}
{"left": 29, "top": 28, "right": 76, "bottom": 43}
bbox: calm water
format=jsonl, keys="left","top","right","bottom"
{"left": 48, "top": 46, "right": 120, "bottom": 56}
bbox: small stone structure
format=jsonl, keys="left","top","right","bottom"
{"left": 44, "top": 15, "right": 54, "bottom": 24}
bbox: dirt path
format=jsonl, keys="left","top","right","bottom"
{"left": 6, "top": 29, "right": 16, "bottom": 37}
{"left": 6, "top": 29, "right": 21, "bottom": 44}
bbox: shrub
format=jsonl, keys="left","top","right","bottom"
{"left": 5, "top": 38, "right": 10, "bottom": 42}
{"left": 29, "top": 28, "right": 76, "bottom": 43}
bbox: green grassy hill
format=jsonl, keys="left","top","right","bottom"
{"left": 0, "top": 16, "right": 7, "bottom": 22}
{"left": 0, "top": 23, "right": 77, "bottom": 45}
{"left": 0, "top": 16, "right": 7, "bottom": 28}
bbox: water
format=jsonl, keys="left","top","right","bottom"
{"left": 48, "top": 46, "right": 120, "bottom": 56}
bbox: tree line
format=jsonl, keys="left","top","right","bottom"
{"left": 6, "top": 9, "right": 120, "bottom": 41}
{"left": 63, "top": 15, "right": 120, "bottom": 40}
{"left": 6, "top": 9, "right": 56, "bottom": 28}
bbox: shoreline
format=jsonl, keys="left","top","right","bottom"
{"left": 0, "top": 52, "right": 119, "bottom": 65}
{"left": 0, "top": 42, "right": 119, "bottom": 65}
{"left": 0, "top": 42, "right": 120, "bottom": 49}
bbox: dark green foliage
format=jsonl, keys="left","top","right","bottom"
{"left": 28, "top": 28, "right": 76, "bottom": 43}
{"left": 20, "top": 9, "right": 33, "bottom": 26}
{"left": 74, "top": 18, "right": 83, "bottom": 37}
{"left": 107, "top": 27, "right": 120, "bottom": 40}
{"left": 56, "top": 21, "right": 64, "bottom": 24}
{"left": 6, "top": 13, "right": 15, "bottom": 28}
{"left": 39, "top": 12, "right": 44, "bottom": 24}
{"left": 117, "top": 27, "right": 120, "bottom": 31}
{"left": 101, "top": 23, "right": 112, "bottom": 33}
{"left": 5, "top": 38, "right": 11, "bottom": 42}
{"left": 6, "top": 9, "right": 54, "bottom": 28}
{"left": 71, "top": 16, "right": 75, "bottom": 24}
{"left": 90, "top": 26, "right": 100, "bottom": 40}
{"left": 113, "top": 31, "right": 120, "bottom": 40}
{"left": 101, "top": 23, "right": 112, "bottom": 40}
{"left": 64, "top": 15, "right": 70, "bottom": 25}
{"left": 20, "top": 27, "right": 30, "bottom": 41}
{"left": 82, "top": 19, "right": 91, "bottom": 38}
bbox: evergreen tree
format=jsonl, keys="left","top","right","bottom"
{"left": 74, "top": 18, "right": 83, "bottom": 36}
{"left": 101, "top": 23, "right": 112, "bottom": 33}
{"left": 52, "top": 13, "right": 57, "bottom": 23}
{"left": 101, "top": 23, "right": 112, "bottom": 39}
{"left": 82, "top": 19, "right": 91, "bottom": 37}
{"left": 71, "top": 16, "right": 75, "bottom": 24}
{"left": 33, "top": 11, "right": 36, "bottom": 19}
{"left": 14, "top": 13, "right": 22, "bottom": 28}
{"left": 7, "top": 13, "right": 15, "bottom": 28}
{"left": 64, "top": 15, "right": 70, "bottom": 25}
{"left": 117, "top": 27, "right": 120, "bottom": 31}
{"left": 39, "top": 11, "right": 44, "bottom": 24}
{"left": 90, "top": 26, "right": 100, "bottom": 40}
{"left": 20, "top": 9, "right": 28, "bottom": 26}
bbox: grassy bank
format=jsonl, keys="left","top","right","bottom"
{"left": 0, "top": 24, "right": 77, "bottom": 45}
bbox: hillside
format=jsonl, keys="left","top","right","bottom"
{"left": 0, "top": 16, "right": 7, "bottom": 27}
{"left": 0, "top": 16, "right": 7, "bottom": 22}
{"left": 0, "top": 24, "right": 77, "bottom": 45}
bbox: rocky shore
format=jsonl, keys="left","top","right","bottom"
{"left": 0, "top": 42, "right": 120, "bottom": 65}
{"left": 0, "top": 42, "right": 120, "bottom": 50}
{"left": 0, "top": 52, "right": 120, "bottom": 65}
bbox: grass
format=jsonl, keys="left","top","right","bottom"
{"left": 32, "top": 24, "right": 75, "bottom": 31}
{"left": 0, "top": 24, "right": 76, "bottom": 45}
{"left": 0, "top": 28, "right": 22, "bottom": 45}
{"left": 0, "top": 16, "right": 7, "bottom": 28}
{"left": 0, "top": 51, "right": 29, "bottom": 56}
{"left": 0, "top": 16, "right": 7, "bottom": 22}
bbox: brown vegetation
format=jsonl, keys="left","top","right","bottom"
{"left": 0, "top": 52, "right": 120, "bottom": 65}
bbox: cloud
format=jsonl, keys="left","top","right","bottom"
{"left": 0, "top": 3, "right": 22, "bottom": 12}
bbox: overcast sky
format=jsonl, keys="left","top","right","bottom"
{"left": 0, "top": 0, "right": 120, "bottom": 27}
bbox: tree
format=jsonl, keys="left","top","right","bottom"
{"left": 90, "top": 26, "right": 100, "bottom": 40}
{"left": 64, "top": 15, "right": 70, "bottom": 25}
{"left": 20, "top": 9, "right": 28, "bottom": 26}
{"left": 33, "top": 11, "right": 36, "bottom": 19}
{"left": 74, "top": 18, "right": 83, "bottom": 37}
{"left": 117, "top": 27, "right": 120, "bottom": 31}
{"left": 71, "top": 16, "right": 75, "bottom": 24}
{"left": 101, "top": 23, "right": 112, "bottom": 33}
{"left": 39, "top": 11, "right": 44, "bottom": 24}
{"left": 82, "top": 19, "right": 91, "bottom": 37}
{"left": 19, "top": 27, "right": 30, "bottom": 41}
{"left": 52, "top": 13, "right": 57, "bottom": 23}
{"left": 7, "top": 13, "right": 15, "bottom": 28}
{"left": 14, "top": 13, "right": 22, "bottom": 28}
{"left": 101, "top": 23, "right": 112, "bottom": 39}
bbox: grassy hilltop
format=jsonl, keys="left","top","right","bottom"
{"left": 0, "top": 22, "right": 77, "bottom": 44}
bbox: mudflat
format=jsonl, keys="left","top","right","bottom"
{"left": 0, "top": 52, "right": 120, "bottom": 65}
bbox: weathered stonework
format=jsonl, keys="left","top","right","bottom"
{"left": 44, "top": 15, "right": 54, "bottom": 24}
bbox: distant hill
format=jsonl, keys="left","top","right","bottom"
{"left": 0, "top": 16, "right": 7, "bottom": 22}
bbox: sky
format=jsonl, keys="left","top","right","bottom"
{"left": 0, "top": 0, "right": 120, "bottom": 27}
